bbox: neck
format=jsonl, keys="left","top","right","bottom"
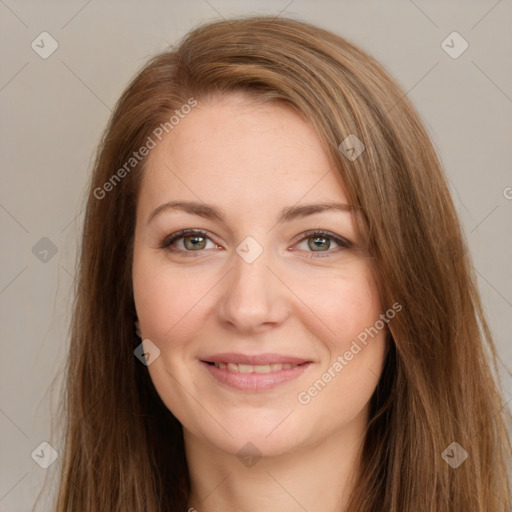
{"left": 184, "top": 411, "right": 367, "bottom": 512}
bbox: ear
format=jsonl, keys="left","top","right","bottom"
{"left": 134, "top": 319, "right": 141, "bottom": 338}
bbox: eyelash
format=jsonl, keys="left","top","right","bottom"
{"left": 159, "top": 229, "right": 352, "bottom": 258}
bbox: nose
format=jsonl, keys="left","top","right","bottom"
{"left": 217, "top": 246, "right": 289, "bottom": 333}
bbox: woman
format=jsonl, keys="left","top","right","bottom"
{"left": 53, "top": 15, "right": 511, "bottom": 511}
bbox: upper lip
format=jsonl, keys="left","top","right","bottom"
{"left": 201, "top": 353, "right": 311, "bottom": 365}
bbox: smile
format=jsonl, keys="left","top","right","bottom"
{"left": 209, "top": 362, "right": 301, "bottom": 373}
{"left": 200, "top": 357, "right": 312, "bottom": 391}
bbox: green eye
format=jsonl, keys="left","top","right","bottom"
{"left": 160, "top": 229, "right": 216, "bottom": 256}
{"left": 160, "top": 229, "right": 351, "bottom": 258}
{"left": 182, "top": 234, "right": 208, "bottom": 250}
{"left": 295, "top": 230, "right": 351, "bottom": 256}
{"left": 308, "top": 235, "right": 332, "bottom": 251}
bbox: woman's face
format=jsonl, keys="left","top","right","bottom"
{"left": 132, "top": 93, "right": 387, "bottom": 457}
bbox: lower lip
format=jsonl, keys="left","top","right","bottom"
{"left": 200, "top": 361, "right": 311, "bottom": 391}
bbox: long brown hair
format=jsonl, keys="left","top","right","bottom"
{"left": 50, "top": 15, "right": 511, "bottom": 511}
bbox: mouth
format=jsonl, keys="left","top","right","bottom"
{"left": 203, "top": 361, "right": 306, "bottom": 373}
{"left": 200, "top": 354, "right": 312, "bottom": 391}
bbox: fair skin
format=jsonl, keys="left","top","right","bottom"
{"left": 132, "top": 93, "right": 387, "bottom": 512}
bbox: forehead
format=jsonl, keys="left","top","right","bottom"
{"left": 140, "top": 93, "right": 349, "bottom": 210}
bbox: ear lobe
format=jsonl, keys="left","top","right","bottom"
{"left": 134, "top": 319, "right": 141, "bottom": 338}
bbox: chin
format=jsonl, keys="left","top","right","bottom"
{"left": 186, "top": 408, "right": 317, "bottom": 460}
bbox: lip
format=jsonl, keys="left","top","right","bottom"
{"left": 201, "top": 353, "right": 311, "bottom": 365}
{"left": 200, "top": 353, "right": 312, "bottom": 391}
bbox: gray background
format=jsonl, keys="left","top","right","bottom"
{"left": 1, "top": 1, "right": 511, "bottom": 510}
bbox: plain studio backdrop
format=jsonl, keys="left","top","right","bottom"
{"left": 0, "top": 1, "right": 511, "bottom": 510}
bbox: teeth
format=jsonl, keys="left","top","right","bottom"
{"left": 254, "top": 364, "right": 271, "bottom": 373}
{"left": 213, "top": 362, "right": 300, "bottom": 373}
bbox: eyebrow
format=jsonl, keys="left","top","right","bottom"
{"left": 147, "top": 200, "right": 354, "bottom": 226}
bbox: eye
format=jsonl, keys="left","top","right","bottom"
{"left": 160, "top": 229, "right": 221, "bottom": 257}
{"left": 293, "top": 230, "right": 351, "bottom": 257}
{"left": 160, "top": 229, "right": 352, "bottom": 258}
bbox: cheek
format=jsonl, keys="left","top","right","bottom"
{"left": 296, "top": 300, "right": 387, "bottom": 429}
{"left": 293, "top": 265, "right": 386, "bottom": 414}
{"left": 331, "top": 279, "right": 383, "bottom": 352}
{"left": 132, "top": 250, "right": 211, "bottom": 341}
{"left": 293, "top": 261, "right": 383, "bottom": 351}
